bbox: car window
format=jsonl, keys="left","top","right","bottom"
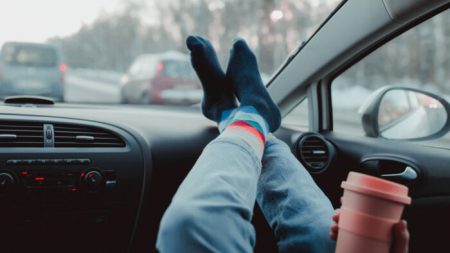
{"left": 141, "top": 57, "right": 158, "bottom": 77}
{"left": 332, "top": 10, "right": 450, "bottom": 148}
{"left": 162, "top": 61, "right": 178, "bottom": 78}
{"left": 0, "top": 0, "right": 341, "bottom": 104}
{"left": 2, "top": 44, "right": 57, "bottom": 67}
{"left": 163, "top": 60, "right": 196, "bottom": 80}
{"left": 283, "top": 98, "right": 309, "bottom": 130}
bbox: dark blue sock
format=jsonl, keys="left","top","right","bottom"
{"left": 226, "top": 39, "right": 281, "bottom": 132}
{"left": 186, "top": 36, "right": 237, "bottom": 123}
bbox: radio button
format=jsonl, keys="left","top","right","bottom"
{"left": 64, "top": 159, "right": 75, "bottom": 164}
{"left": 105, "top": 180, "right": 117, "bottom": 189}
{"left": 45, "top": 128, "right": 53, "bottom": 139}
{"left": 17, "top": 159, "right": 33, "bottom": 165}
{"left": 78, "top": 159, "right": 91, "bottom": 165}
{"left": 6, "top": 160, "right": 19, "bottom": 165}
{"left": 84, "top": 171, "right": 103, "bottom": 188}
{"left": 0, "top": 172, "right": 15, "bottom": 193}
{"left": 51, "top": 159, "right": 64, "bottom": 165}
{"left": 36, "top": 159, "right": 49, "bottom": 165}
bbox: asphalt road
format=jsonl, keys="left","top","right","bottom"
{"left": 64, "top": 74, "right": 121, "bottom": 104}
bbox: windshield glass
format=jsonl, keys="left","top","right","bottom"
{"left": 0, "top": 0, "right": 341, "bottom": 104}
{"left": 2, "top": 44, "right": 58, "bottom": 67}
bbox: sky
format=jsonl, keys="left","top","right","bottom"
{"left": 0, "top": 0, "right": 339, "bottom": 48}
{"left": 0, "top": 0, "right": 121, "bottom": 47}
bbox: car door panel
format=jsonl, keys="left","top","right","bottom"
{"left": 296, "top": 130, "right": 450, "bottom": 252}
{"left": 322, "top": 132, "right": 450, "bottom": 198}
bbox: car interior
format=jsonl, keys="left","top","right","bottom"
{"left": 0, "top": 0, "right": 449, "bottom": 252}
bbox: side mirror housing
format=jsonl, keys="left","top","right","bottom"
{"left": 359, "top": 86, "right": 450, "bottom": 140}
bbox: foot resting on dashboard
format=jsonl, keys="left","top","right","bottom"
{"left": 226, "top": 39, "right": 281, "bottom": 132}
{"left": 186, "top": 35, "right": 280, "bottom": 156}
{"left": 186, "top": 36, "right": 237, "bottom": 129}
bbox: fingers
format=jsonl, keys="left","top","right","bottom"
{"left": 330, "top": 209, "right": 340, "bottom": 240}
{"left": 392, "top": 220, "right": 409, "bottom": 253}
{"left": 332, "top": 209, "right": 340, "bottom": 223}
{"left": 329, "top": 206, "right": 410, "bottom": 253}
{"left": 330, "top": 223, "right": 339, "bottom": 240}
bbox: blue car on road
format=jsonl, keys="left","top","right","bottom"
{"left": 0, "top": 42, "right": 65, "bottom": 101}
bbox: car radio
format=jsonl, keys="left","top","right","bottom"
{"left": 0, "top": 118, "right": 144, "bottom": 253}
{"left": 0, "top": 157, "right": 131, "bottom": 253}
{"left": 0, "top": 158, "right": 117, "bottom": 196}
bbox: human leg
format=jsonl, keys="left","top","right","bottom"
{"left": 257, "top": 135, "right": 335, "bottom": 253}
{"left": 157, "top": 36, "right": 280, "bottom": 253}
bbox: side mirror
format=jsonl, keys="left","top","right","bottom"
{"left": 359, "top": 86, "right": 450, "bottom": 140}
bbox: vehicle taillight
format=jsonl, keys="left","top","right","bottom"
{"left": 59, "top": 63, "right": 68, "bottom": 73}
{"left": 156, "top": 63, "right": 164, "bottom": 73}
{"left": 59, "top": 63, "right": 67, "bottom": 84}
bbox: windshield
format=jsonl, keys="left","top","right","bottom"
{"left": 0, "top": 0, "right": 341, "bottom": 104}
{"left": 2, "top": 44, "right": 58, "bottom": 67}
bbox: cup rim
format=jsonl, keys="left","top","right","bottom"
{"left": 341, "top": 181, "right": 412, "bottom": 204}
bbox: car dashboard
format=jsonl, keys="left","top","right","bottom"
{"left": 0, "top": 104, "right": 227, "bottom": 253}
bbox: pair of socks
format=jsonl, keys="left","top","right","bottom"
{"left": 186, "top": 36, "right": 280, "bottom": 159}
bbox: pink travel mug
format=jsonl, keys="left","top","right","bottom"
{"left": 335, "top": 172, "right": 411, "bottom": 253}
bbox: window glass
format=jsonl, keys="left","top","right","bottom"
{"left": 163, "top": 60, "right": 196, "bottom": 80}
{"left": 0, "top": 0, "right": 341, "bottom": 104}
{"left": 332, "top": 10, "right": 450, "bottom": 148}
{"left": 284, "top": 98, "right": 309, "bottom": 130}
{"left": 2, "top": 44, "right": 57, "bottom": 67}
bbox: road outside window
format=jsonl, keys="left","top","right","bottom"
{"left": 332, "top": 10, "right": 450, "bottom": 148}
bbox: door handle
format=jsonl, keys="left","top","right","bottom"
{"left": 381, "top": 166, "right": 418, "bottom": 182}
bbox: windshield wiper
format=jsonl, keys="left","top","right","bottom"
{"left": 4, "top": 95, "right": 55, "bottom": 105}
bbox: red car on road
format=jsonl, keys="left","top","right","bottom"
{"left": 120, "top": 51, "right": 200, "bottom": 105}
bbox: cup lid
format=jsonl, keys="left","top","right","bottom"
{"left": 341, "top": 172, "right": 411, "bottom": 204}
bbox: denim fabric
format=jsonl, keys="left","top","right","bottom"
{"left": 156, "top": 134, "right": 335, "bottom": 253}
{"left": 258, "top": 135, "right": 335, "bottom": 253}
{"left": 157, "top": 136, "right": 261, "bottom": 252}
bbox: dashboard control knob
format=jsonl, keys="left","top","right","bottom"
{"left": 83, "top": 171, "right": 104, "bottom": 188}
{"left": 0, "top": 172, "right": 15, "bottom": 193}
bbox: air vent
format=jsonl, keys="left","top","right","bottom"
{"left": 296, "top": 134, "right": 334, "bottom": 173}
{"left": 0, "top": 121, "right": 44, "bottom": 147}
{"left": 53, "top": 123, "right": 125, "bottom": 148}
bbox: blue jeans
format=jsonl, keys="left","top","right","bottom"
{"left": 157, "top": 134, "right": 335, "bottom": 253}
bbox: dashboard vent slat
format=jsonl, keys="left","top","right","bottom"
{"left": 296, "top": 134, "right": 335, "bottom": 173}
{"left": 53, "top": 123, "right": 125, "bottom": 148}
{"left": 54, "top": 130, "right": 111, "bottom": 136}
{"left": 0, "top": 121, "right": 44, "bottom": 147}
